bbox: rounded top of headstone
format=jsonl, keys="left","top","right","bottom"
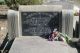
{"left": 19, "top": 5, "right": 62, "bottom": 12}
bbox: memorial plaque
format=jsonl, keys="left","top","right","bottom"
{"left": 21, "top": 12, "right": 62, "bottom": 36}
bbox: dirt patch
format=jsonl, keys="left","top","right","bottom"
{"left": 0, "top": 19, "right": 7, "bottom": 45}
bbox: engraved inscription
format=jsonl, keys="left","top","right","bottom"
{"left": 21, "top": 12, "right": 61, "bottom": 36}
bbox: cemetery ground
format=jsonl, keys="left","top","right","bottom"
{"left": 0, "top": 19, "right": 7, "bottom": 45}
{"left": 0, "top": 19, "right": 8, "bottom": 53}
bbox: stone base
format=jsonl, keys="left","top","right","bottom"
{"left": 9, "top": 36, "right": 78, "bottom": 53}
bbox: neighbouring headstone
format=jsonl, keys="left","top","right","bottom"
{"left": 79, "top": 11, "right": 80, "bottom": 38}
{"left": 73, "top": 16, "right": 79, "bottom": 38}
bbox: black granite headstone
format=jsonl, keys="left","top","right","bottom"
{"left": 21, "top": 12, "right": 62, "bottom": 36}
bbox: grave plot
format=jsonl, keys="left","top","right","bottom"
{"left": 7, "top": 5, "right": 78, "bottom": 53}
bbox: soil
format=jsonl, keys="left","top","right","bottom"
{"left": 0, "top": 19, "right": 7, "bottom": 45}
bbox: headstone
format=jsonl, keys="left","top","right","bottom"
{"left": 19, "top": 5, "right": 62, "bottom": 36}
{"left": 7, "top": 5, "right": 75, "bottom": 38}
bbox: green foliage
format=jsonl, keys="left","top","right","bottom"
{"left": 15, "top": 0, "right": 43, "bottom": 5}
{"left": 59, "top": 32, "right": 72, "bottom": 43}
{"left": 15, "top": 0, "right": 31, "bottom": 5}
{"left": 0, "top": 0, "right": 5, "bottom": 5}
{"left": 5, "top": 0, "right": 17, "bottom": 10}
{"left": 32, "top": 0, "right": 43, "bottom": 5}
{"left": 4, "top": 0, "right": 43, "bottom": 10}
{"left": 0, "top": 2, "right": 4, "bottom": 5}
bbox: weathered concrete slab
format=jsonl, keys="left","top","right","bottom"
{"left": 9, "top": 36, "right": 77, "bottom": 53}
